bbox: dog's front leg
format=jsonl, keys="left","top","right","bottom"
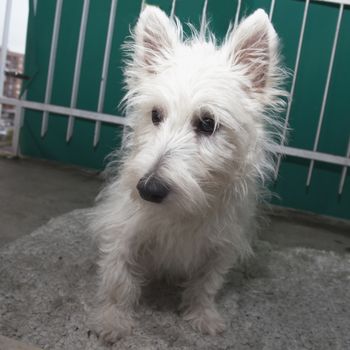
{"left": 181, "top": 252, "right": 233, "bottom": 335}
{"left": 94, "top": 243, "right": 141, "bottom": 343}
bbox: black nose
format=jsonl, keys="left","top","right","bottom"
{"left": 137, "top": 175, "right": 170, "bottom": 203}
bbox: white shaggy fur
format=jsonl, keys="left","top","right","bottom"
{"left": 90, "top": 6, "right": 286, "bottom": 343}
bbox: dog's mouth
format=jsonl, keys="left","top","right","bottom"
{"left": 136, "top": 175, "right": 170, "bottom": 203}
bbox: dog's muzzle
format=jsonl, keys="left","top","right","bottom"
{"left": 137, "top": 175, "right": 170, "bottom": 203}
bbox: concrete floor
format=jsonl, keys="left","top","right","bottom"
{"left": 0, "top": 156, "right": 350, "bottom": 350}
{"left": 0, "top": 157, "right": 102, "bottom": 247}
{"left": 0, "top": 335, "right": 41, "bottom": 350}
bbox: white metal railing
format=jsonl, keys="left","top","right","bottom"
{"left": 41, "top": 0, "right": 63, "bottom": 137}
{"left": 0, "top": 96, "right": 126, "bottom": 158}
{"left": 306, "top": 3, "right": 344, "bottom": 186}
{"left": 94, "top": 0, "right": 118, "bottom": 147}
{"left": 270, "top": 0, "right": 350, "bottom": 195}
{"left": 315, "top": 0, "right": 350, "bottom": 4}
{"left": 66, "top": 0, "right": 89, "bottom": 142}
{"left": 0, "top": 0, "right": 349, "bottom": 196}
{"left": 274, "top": 0, "right": 310, "bottom": 179}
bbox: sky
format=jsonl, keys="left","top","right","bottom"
{"left": 0, "top": 0, "right": 29, "bottom": 53}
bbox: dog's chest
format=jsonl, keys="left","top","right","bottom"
{"left": 137, "top": 227, "right": 211, "bottom": 277}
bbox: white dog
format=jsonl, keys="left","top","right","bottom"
{"left": 91, "top": 5, "right": 286, "bottom": 343}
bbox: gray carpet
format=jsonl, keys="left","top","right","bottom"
{"left": 0, "top": 209, "right": 349, "bottom": 350}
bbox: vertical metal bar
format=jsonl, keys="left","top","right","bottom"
{"left": 306, "top": 3, "right": 343, "bottom": 187}
{"left": 93, "top": 0, "right": 118, "bottom": 148}
{"left": 66, "top": 0, "right": 90, "bottom": 142}
{"left": 11, "top": 104, "right": 22, "bottom": 156}
{"left": 338, "top": 136, "right": 350, "bottom": 195}
{"left": 41, "top": 0, "right": 63, "bottom": 137}
{"left": 33, "top": 0, "right": 38, "bottom": 14}
{"left": 200, "top": 0, "right": 208, "bottom": 36}
{"left": 20, "top": 91, "right": 27, "bottom": 127}
{"left": 234, "top": 0, "right": 241, "bottom": 27}
{"left": 269, "top": 0, "right": 276, "bottom": 20}
{"left": 140, "top": 0, "right": 146, "bottom": 12}
{"left": 0, "top": 0, "right": 12, "bottom": 117}
{"left": 274, "top": 0, "right": 310, "bottom": 180}
{"left": 170, "top": 0, "right": 176, "bottom": 18}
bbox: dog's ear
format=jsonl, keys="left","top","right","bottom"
{"left": 134, "top": 5, "right": 178, "bottom": 73}
{"left": 226, "top": 9, "right": 278, "bottom": 93}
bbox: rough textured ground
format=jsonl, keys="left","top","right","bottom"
{"left": 1, "top": 209, "right": 350, "bottom": 350}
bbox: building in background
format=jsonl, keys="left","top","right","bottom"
{"left": 0, "top": 47, "right": 24, "bottom": 124}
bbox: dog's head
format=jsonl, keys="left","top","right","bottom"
{"left": 120, "top": 6, "right": 286, "bottom": 214}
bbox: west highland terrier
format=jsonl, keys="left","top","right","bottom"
{"left": 91, "top": 5, "right": 286, "bottom": 343}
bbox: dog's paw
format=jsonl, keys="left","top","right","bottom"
{"left": 183, "top": 306, "right": 226, "bottom": 335}
{"left": 92, "top": 304, "right": 134, "bottom": 344}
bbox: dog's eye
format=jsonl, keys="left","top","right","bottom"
{"left": 196, "top": 115, "right": 216, "bottom": 135}
{"left": 152, "top": 108, "right": 163, "bottom": 126}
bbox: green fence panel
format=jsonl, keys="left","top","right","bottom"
{"left": 271, "top": 1, "right": 350, "bottom": 219}
{"left": 21, "top": 0, "right": 350, "bottom": 219}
